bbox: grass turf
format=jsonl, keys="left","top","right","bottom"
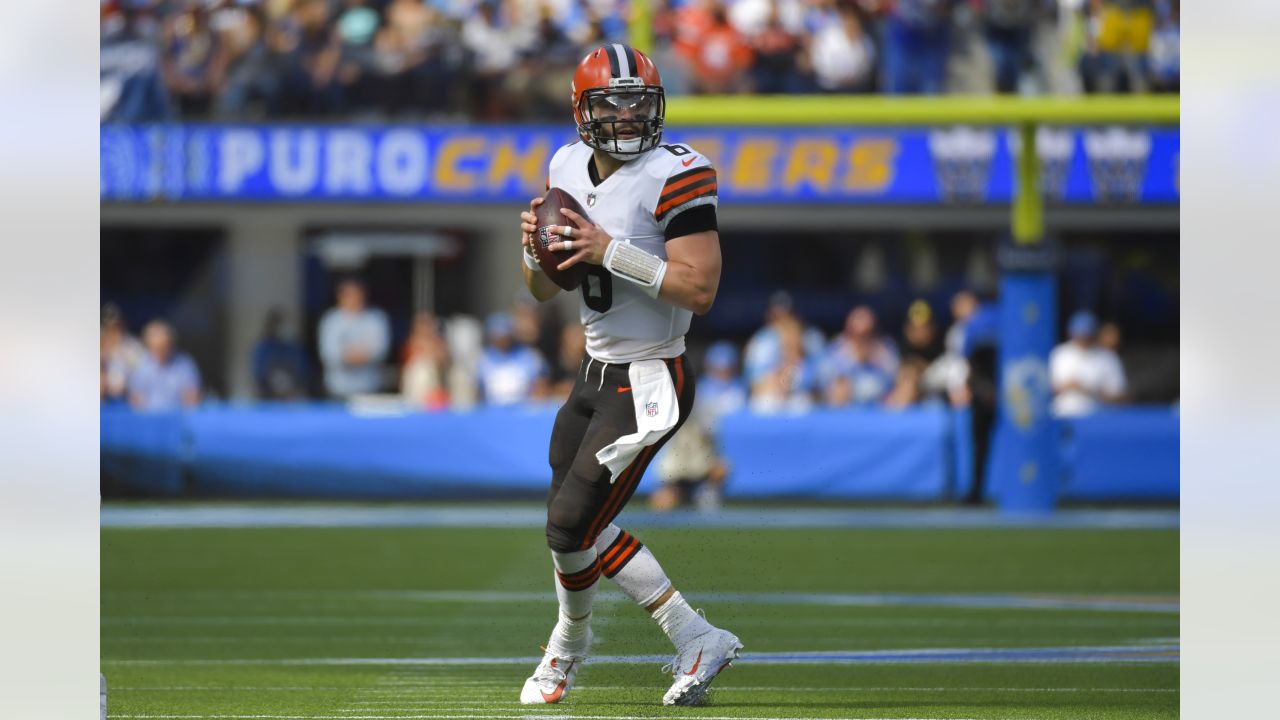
{"left": 102, "top": 522, "right": 1178, "bottom": 719}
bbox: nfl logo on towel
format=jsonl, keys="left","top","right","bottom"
{"left": 645, "top": 402, "right": 659, "bottom": 417}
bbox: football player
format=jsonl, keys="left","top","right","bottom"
{"left": 516, "top": 44, "right": 741, "bottom": 707}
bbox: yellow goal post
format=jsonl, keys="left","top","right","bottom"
{"left": 662, "top": 95, "right": 1179, "bottom": 243}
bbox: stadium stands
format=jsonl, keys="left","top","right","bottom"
{"left": 101, "top": 0, "right": 1181, "bottom": 124}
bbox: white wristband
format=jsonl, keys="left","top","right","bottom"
{"left": 603, "top": 239, "right": 667, "bottom": 299}
{"left": 522, "top": 246, "right": 541, "bottom": 271}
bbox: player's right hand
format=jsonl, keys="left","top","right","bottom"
{"left": 520, "top": 196, "right": 544, "bottom": 254}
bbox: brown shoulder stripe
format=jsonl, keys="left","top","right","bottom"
{"left": 659, "top": 167, "right": 715, "bottom": 200}
{"left": 655, "top": 181, "right": 718, "bottom": 221}
{"left": 659, "top": 172, "right": 716, "bottom": 208}
{"left": 663, "top": 164, "right": 713, "bottom": 184}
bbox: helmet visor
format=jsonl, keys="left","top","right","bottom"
{"left": 587, "top": 93, "right": 658, "bottom": 121}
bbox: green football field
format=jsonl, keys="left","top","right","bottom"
{"left": 102, "top": 511, "right": 1178, "bottom": 719}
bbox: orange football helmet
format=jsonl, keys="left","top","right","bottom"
{"left": 571, "top": 44, "right": 665, "bottom": 160}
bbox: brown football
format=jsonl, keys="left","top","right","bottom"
{"left": 531, "top": 187, "right": 592, "bottom": 291}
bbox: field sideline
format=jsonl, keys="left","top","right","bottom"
{"left": 102, "top": 504, "right": 1178, "bottom": 719}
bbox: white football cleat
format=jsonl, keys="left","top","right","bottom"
{"left": 661, "top": 626, "right": 742, "bottom": 706}
{"left": 520, "top": 647, "right": 585, "bottom": 704}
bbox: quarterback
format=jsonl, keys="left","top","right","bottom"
{"left": 516, "top": 44, "right": 741, "bottom": 706}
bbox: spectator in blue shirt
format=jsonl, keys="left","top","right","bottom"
{"left": 253, "top": 307, "right": 310, "bottom": 400}
{"left": 160, "top": 1, "right": 227, "bottom": 117}
{"left": 750, "top": 315, "right": 820, "bottom": 413}
{"left": 981, "top": 0, "right": 1040, "bottom": 94}
{"left": 880, "top": 0, "right": 953, "bottom": 95}
{"left": 822, "top": 356, "right": 895, "bottom": 407}
{"left": 477, "top": 312, "right": 548, "bottom": 406}
{"left": 101, "top": 3, "right": 173, "bottom": 123}
{"left": 1147, "top": 0, "right": 1178, "bottom": 92}
{"left": 820, "top": 305, "right": 899, "bottom": 406}
{"left": 697, "top": 341, "right": 749, "bottom": 423}
{"left": 744, "top": 291, "right": 825, "bottom": 388}
{"left": 318, "top": 278, "right": 390, "bottom": 399}
{"left": 128, "top": 320, "right": 201, "bottom": 411}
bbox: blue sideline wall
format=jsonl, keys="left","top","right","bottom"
{"left": 100, "top": 405, "right": 1178, "bottom": 502}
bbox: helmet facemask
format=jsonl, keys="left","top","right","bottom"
{"left": 577, "top": 82, "right": 665, "bottom": 161}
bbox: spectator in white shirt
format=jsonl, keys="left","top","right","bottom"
{"left": 1050, "top": 310, "right": 1128, "bottom": 417}
{"left": 101, "top": 304, "right": 145, "bottom": 404}
{"left": 810, "top": 2, "right": 876, "bottom": 93}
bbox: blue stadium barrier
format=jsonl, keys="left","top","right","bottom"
{"left": 712, "top": 408, "right": 953, "bottom": 500}
{"left": 1059, "top": 407, "right": 1180, "bottom": 501}
{"left": 951, "top": 406, "right": 975, "bottom": 501}
{"left": 100, "top": 406, "right": 187, "bottom": 496}
{"left": 185, "top": 404, "right": 557, "bottom": 497}
{"left": 100, "top": 404, "right": 1178, "bottom": 502}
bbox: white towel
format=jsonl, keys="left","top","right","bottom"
{"left": 595, "top": 359, "right": 679, "bottom": 482}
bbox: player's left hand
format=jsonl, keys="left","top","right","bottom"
{"left": 548, "top": 208, "right": 611, "bottom": 271}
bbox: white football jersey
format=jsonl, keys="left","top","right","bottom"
{"left": 547, "top": 141, "right": 718, "bottom": 363}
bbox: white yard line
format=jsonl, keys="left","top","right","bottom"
{"left": 331, "top": 709, "right": 557, "bottom": 714}
{"left": 101, "top": 589, "right": 1179, "bottom": 613}
{"left": 100, "top": 503, "right": 1179, "bottom": 531}
{"left": 104, "top": 644, "right": 1180, "bottom": 667}
{"left": 105, "top": 616, "right": 540, "bottom": 626}
{"left": 328, "top": 703, "right": 577, "bottom": 707}
{"left": 339, "top": 688, "right": 1179, "bottom": 700}
{"left": 104, "top": 615, "right": 1177, "bottom": 628}
{"left": 111, "top": 715, "right": 981, "bottom": 720}
{"left": 106, "top": 637, "right": 472, "bottom": 644}
{"left": 113, "top": 684, "right": 511, "bottom": 691}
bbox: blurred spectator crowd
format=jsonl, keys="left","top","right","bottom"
{"left": 101, "top": 280, "right": 1145, "bottom": 513}
{"left": 101, "top": 305, "right": 203, "bottom": 411}
{"left": 102, "top": 0, "right": 1179, "bottom": 123}
{"left": 102, "top": 279, "right": 1132, "bottom": 418}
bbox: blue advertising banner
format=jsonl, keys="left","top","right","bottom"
{"left": 100, "top": 124, "right": 1179, "bottom": 204}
